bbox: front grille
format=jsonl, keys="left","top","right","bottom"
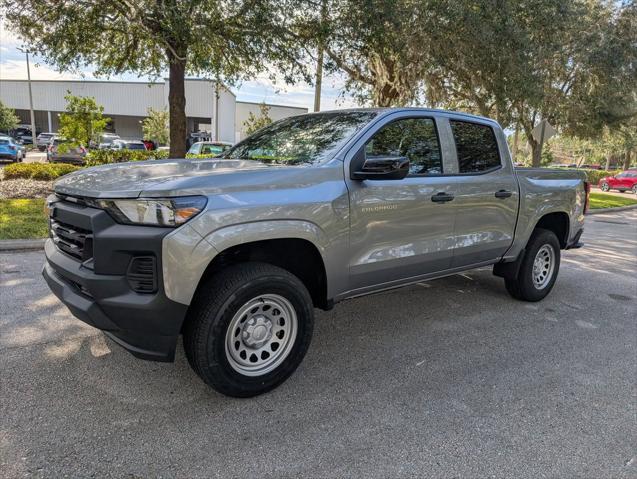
{"left": 50, "top": 219, "right": 93, "bottom": 261}
{"left": 127, "top": 256, "right": 157, "bottom": 293}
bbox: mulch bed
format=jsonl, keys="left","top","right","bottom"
{"left": 0, "top": 179, "right": 54, "bottom": 199}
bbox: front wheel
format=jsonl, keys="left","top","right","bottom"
{"left": 184, "top": 262, "right": 314, "bottom": 397}
{"left": 600, "top": 182, "right": 610, "bottom": 192}
{"left": 505, "top": 228, "right": 561, "bottom": 302}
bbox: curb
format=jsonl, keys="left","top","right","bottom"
{"left": 0, "top": 238, "right": 46, "bottom": 252}
{"left": 586, "top": 204, "right": 637, "bottom": 215}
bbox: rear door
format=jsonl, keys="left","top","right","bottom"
{"left": 447, "top": 118, "right": 520, "bottom": 267}
{"left": 345, "top": 112, "right": 457, "bottom": 292}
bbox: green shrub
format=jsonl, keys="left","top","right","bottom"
{"left": 3, "top": 162, "right": 80, "bottom": 180}
{"left": 85, "top": 149, "right": 169, "bottom": 166}
{"left": 580, "top": 169, "right": 615, "bottom": 185}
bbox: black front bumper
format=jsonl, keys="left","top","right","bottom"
{"left": 42, "top": 199, "right": 188, "bottom": 362}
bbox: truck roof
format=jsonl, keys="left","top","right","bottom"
{"left": 306, "top": 107, "right": 500, "bottom": 126}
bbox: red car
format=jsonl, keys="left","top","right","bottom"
{"left": 599, "top": 170, "right": 637, "bottom": 194}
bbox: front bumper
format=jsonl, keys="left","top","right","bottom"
{"left": 42, "top": 199, "right": 188, "bottom": 362}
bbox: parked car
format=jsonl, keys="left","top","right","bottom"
{"left": 0, "top": 136, "right": 24, "bottom": 162}
{"left": 47, "top": 138, "right": 87, "bottom": 164}
{"left": 599, "top": 171, "right": 637, "bottom": 193}
{"left": 97, "top": 133, "right": 121, "bottom": 149}
{"left": 187, "top": 141, "right": 232, "bottom": 156}
{"left": 110, "top": 139, "right": 148, "bottom": 150}
{"left": 36, "top": 132, "right": 57, "bottom": 151}
{"left": 11, "top": 125, "right": 40, "bottom": 145}
{"left": 44, "top": 108, "right": 588, "bottom": 397}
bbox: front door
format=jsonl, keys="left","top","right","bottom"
{"left": 346, "top": 115, "right": 457, "bottom": 292}
{"left": 447, "top": 119, "right": 519, "bottom": 267}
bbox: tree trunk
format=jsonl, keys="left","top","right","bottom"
{"left": 623, "top": 151, "right": 632, "bottom": 170}
{"left": 168, "top": 55, "right": 187, "bottom": 158}
{"left": 511, "top": 126, "right": 519, "bottom": 162}
{"left": 526, "top": 134, "right": 541, "bottom": 167}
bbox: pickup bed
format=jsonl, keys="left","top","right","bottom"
{"left": 43, "top": 108, "right": 588, "bottom": 397}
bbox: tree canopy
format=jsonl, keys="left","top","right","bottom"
{"left": 3, "top": 0, "right": 309, "bottom": 156}
{"left": 0, "top": 101, "right": 20, "bottom": 132}
{"left": 243, "top": 103, "right": 273, "bottom": 136}
{"left": 142, "top": 108, "right": 170, "bottom": 146}
{"left": 58, "top": 93, "right": 110, "bottom": 148}
{"left": 313, "top": 0, "right": 636, "bottom": 166}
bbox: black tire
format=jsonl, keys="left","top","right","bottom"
{"left": 183, "top": 262, "right": 314, "bottom": 398}
{"left": 632, "top": 185, "right": 637, "bottom": 194}
{"left": 600, "top": 182, "right": 610, "bottom": 192}
{"left": 505, "top": 228, "right": 561, "bottom": 302}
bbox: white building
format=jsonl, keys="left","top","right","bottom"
{"left": 0, "top": 78, "right": 307, "bottom": 143}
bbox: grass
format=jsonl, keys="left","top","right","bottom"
{"left": 589, "top": 192, "right": 637, "bottom": 210}
{"left": 0, "top": 199, "right": 48, "bottom": 240}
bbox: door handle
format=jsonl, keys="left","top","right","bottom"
{"left": 495, "top": 190, "right": 512, "bottom": 199}
{"left": 431, "top": 192, "right": 454, "bottom": 203}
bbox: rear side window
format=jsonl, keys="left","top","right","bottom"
{"left": 365, "top": 118, "right": 442, "bottom": 175}
{"left": 450, "top": 120, "right": 501, "bottom": 173}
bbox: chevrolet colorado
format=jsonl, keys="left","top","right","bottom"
{"left": 43, "top": 108, "right": 588, "bottom": 397}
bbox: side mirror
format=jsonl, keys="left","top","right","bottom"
{"left": 351, "top": 155, "right": 410, "bottom": 181}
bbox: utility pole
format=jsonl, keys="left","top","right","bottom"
{"left": 313, "top": 0, "right": 327, "bottom": 112}
{"left": 19, "top": 48, "right": 38, "bottom": 145}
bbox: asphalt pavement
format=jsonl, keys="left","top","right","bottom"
{"left": 1, "top": 211, "right": 636, "bottom": 478}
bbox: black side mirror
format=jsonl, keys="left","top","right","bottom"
{"left": 351, "top": 155, "right": 410, "bottom": 181}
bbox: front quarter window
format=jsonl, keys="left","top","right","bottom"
{"left": 225, "top": 111, "right": 377, "bottom": 165}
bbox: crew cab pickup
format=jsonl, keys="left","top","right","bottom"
{"left": 43, "top": 109, "right": 588, "bottom": 397}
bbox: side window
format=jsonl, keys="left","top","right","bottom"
{"left": 450, "top": 120, "right": 501, "bottom": 173}
{"left": 365, "top": 118, "right": 442, "bottom": 175}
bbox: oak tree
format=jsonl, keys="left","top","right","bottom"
{"left": 4, "top": 0, "right": 308, "bottom": 157}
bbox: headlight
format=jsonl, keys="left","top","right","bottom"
{"left": 98, "top": 196, "right": 207, "bottom": 227}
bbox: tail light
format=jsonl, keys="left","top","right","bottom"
{"left": 48, "top": 145, "right": 53, "bottom": 152}
{"left": 584, "top": 181, "right": 591, "bottom": 214}
{"left": 9, "top": 145, "right": 16, "bottom": 151}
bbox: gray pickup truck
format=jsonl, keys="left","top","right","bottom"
{"left": 43, "top": 108, "right": 588, "bottom": 397}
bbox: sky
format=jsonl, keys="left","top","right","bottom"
{"left": 0, "top": 22, "right": 358, "bottom": 112}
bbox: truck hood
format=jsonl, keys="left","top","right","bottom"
{"left": 54, "top": 158, "right": 281, "bottom": 198}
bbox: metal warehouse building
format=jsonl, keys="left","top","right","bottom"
{"left": 0, "top": 78, "right": 307, "bottom": 143}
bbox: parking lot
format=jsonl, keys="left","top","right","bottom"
{"left": 1, "top": 210, "right": 635, "bottom": 478}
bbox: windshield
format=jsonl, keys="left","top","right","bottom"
{"left": 223, "top": 111, "right": 377, "bottom": 165}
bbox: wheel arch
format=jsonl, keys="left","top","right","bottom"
{"left": 194, "top": 237, "right": 330, "bottom": 310}
{"left": 534, "top": 211, "right": 570, "bottom": 248}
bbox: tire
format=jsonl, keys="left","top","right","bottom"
{"left": 600, "top": 182, "right": 610, "bottom": 192}
{"left": 183, "top": 262, "right": 314, "bottom": 397}
{"left": 632, "top": 185, "right": 637, "bottom": 194}
{"left": 504, "top": 228, "right": 561, "bottom": 302}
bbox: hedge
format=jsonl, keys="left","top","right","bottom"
{"left": 85, "top": 149, "right": 170, "bottom": 166}
{"left": 3, "top": 163, "right": 81, "bottom": 181}
{"left": 578, "top": 169, "right": 615, "bottom": 185}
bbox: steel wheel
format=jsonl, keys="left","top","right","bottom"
{"left": 600, "top": 182, "right": 610, "bottom": 192}
{"left": 532, "top": 244, "right": 555, "bottom": 290}
{"left": 225, "top": 294, "right": 298, "bottom": 377}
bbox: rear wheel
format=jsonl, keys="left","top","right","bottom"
{"left": 184, "top": 262, "right": 314, "bottom": 397}
{"left": 505, "top": 228, "right": 561, "bottom": 302}
{"left": 600, "top": 182, "right": 610, "bottom": 192}
{"left": 632, "top": 184, "right": 637, "bottom": 194}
